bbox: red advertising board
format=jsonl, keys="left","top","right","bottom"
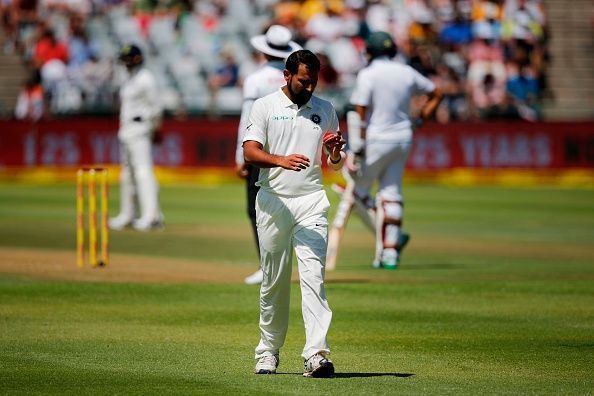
{"left": 0, "top": 119, "right": 592, "bottom": 169}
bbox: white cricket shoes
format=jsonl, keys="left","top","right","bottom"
{"left": 374, "top": 233, "right": 411, "bottom": 269}
{"left": 380, "top": 248, "right": 399, "bottom": 269}
{"left": 255, "top": 354, "right": 279, "bottom": 374}
{"left": 303, "top": 353, "right": 334, "bottom": 378}
{"left": 244, "top": 269, "right": 263, "bottom": 285}
{"left": 132, "top": 217, "right": 164, "bottom": 231}
{"left": 108, "top": 214, "right": 133, "bottom": 230}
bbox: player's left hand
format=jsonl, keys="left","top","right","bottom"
{"left": 323, "top": 132, "right": 345, "bottom": 161}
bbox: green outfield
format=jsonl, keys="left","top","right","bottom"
{"left": 0, "top": 182, "right": 593, "bottom": 394}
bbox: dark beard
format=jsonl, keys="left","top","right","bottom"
{"left": 288, "top": 80, "right": 311, "bottom": 106}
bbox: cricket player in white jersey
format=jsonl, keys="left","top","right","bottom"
{"left": 243, "top": 50, "right": 346, "bottom": 378}
{"left": 336, "top": 31, "right": 443, "bottom": 269}
{"left": 236, "top": 25, "right": 302, "bottom": 285}
{"left": 109, "top": 44, "right": 164, "bottom": 231}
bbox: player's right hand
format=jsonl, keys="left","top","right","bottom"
{"left": 280, "top": 154, "right": 310, "bottom": 171}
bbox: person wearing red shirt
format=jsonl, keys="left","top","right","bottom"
{"left": 34, "top": 28, "right": 68, "bottom": 67}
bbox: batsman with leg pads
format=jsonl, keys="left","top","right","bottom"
{"left": 326, "top": 31, "right": 442, "bottom": 269}
{"left": 326, "top": 110, "right": 410, "bottom": 270}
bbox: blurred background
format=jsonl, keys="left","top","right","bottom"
{"left": 1, "top": 0, "right": 593, "bottom": 119}
{"left": 0, "top": 0, "right": 592, "bottom": 183}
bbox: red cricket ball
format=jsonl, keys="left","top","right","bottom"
{"left": 323, "top": 132, "right": 338, "bottom": 144}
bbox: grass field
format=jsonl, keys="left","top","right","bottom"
{"left": 0, "top": 181, "right": 593, "bottom": 394}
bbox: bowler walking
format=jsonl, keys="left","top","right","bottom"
{"left": 243, "top": 50, "right": 346, "bottom": 378}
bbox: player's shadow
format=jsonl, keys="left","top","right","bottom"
{"left": 334, "top": 372, "right": 415, "bottom": 378}
{"left": 407, "top": 263, "right": 464, "bottom": 270}
{"left": 277, "top": 372, "right": 415, "bottom": 378}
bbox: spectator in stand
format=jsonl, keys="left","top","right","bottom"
{"left": 67, "top": 17, "right": 96, "bottom": 69}
{"left": 33, "top": 26, "right": 68, "bottom": 67}
{"left": 466, "top": 23, "right": 506, "bottom": 119}
{"left": 472, "top": 71, "right": 512, "bottom": 119}
{"left": 407, "top": 0, "right": 438, "bottom": 45}
{"left": 208, "top": 46, "right": 239, "bottom": 89}
{"left": 207, "top": 44, "right": 240, "bottom": 115}
{"left": 439, "top": 11, "right": 473, "bottom": 45}
{"left": 79, "top": 54, "right": 114, "bottom": 110}
{"left": 471, "top": 0, "right": 504, "bottom": 40}
{"left": 304, "top": 1, "right": 346, "bottom": 43}
{"left": 409, "top": 43, "right": 438, "bottom": 77}
{"left": 440, "top": 42, "right": 467, "bottom": 80}
{"left": 11, "top": 0, "right": 39, "bottom": 56}
{"left": 272, "top": 0, "right": 300, "bottom": 27}
{"left": 501, "top": 0, "right": 546, "bottom": 93}
{"left": 1, "top": 0, "right": 17, "bottom": 53}
{"left": 41, "top": 0, "right": 92, "bottom": 17}
{"left": 14, "top": 69, "right": 45, "bottom": 121}
{"left": 431, "top": 0, "right": 454, "bottom": 25}
{"left": 502, "top": 0, "right": 545, "bottom": 45}
{"left": 433, "top": 63, "right": 467, "bottom": 122}
{"left": 506, "top": 61, "right": 541, "bottom": 121}
{"left": 342, "top": 0, "right": 370, "bottom": 41}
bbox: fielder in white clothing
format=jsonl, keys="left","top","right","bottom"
{"left": 109, "top": 44, "right": 164, "bottom": 231}
{"left": 236, "top": 25, "right": 301, "bottom": 286}
{"left": 331, "top": 31, "right": 443, "bottom": 269}
{"left": 243, "top": 50, "right": 346, "bottom": 378}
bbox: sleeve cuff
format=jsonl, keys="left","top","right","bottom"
{"left": 327, "top": 151, "right": 346, "bottom": 170}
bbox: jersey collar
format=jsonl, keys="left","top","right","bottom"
{"left": 371, "top": 56, "right": 391, "bottom": 64}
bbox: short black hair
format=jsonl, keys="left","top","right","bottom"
{"left": 285, "top": 50, "right": 320, "bottom": 74}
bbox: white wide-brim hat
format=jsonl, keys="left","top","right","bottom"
{"left": 250, "top": 25, "right": 302, "bottom": 59}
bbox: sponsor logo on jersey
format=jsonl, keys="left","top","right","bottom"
{"left": 271, "top": 115, "right": 294, "bottom": 121}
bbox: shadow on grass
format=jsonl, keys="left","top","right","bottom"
{"left": 334, "top": 372, "right": 415, "bottom": 378}
{"left": 407, "top": 263, "right": 465, "bottom": 270}
{"left": 277, "top": 372, "right": 415, "bottom": 378}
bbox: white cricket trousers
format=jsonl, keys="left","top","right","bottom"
{"left": 354, "top": 138, "right": 413, "bottom": 202}
{"left": 254, "top": 189, "right": 332, "bottom": 361}
{"left": 117, "top": 134, "right": 160, "bottom": 222}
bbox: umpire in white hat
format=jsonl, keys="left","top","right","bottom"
{"left": 237, "top": 25, "right": 301, "bottom": 285}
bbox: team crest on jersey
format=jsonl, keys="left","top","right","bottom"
{"left": 310, "top": 114, "right": 321, "bottom": 124}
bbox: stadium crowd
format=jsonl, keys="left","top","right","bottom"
{"left": 1, "top": 0, "right": 548, "bottom": 122}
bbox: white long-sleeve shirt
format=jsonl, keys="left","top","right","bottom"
{"left": 236, "top": 60, "right": 286, "bottom": 166}
{"left": 119, "top": 66, "right": 162, "bottom": 141}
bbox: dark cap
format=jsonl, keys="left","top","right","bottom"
{"left": 366, "top": 31, "right": 397, "bottom": 59}
{"left": 119, "top": 44, "right": 142, "bottom": 60}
